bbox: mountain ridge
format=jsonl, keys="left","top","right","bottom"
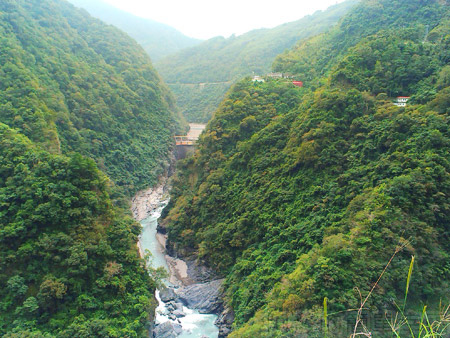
{"left": 67, "top": 0, "right": 202, "bottom": 61}
{"left": 155, "top": 0, "right": 359, "bottom": 122}
{"left": 1, "top": 0, "right": 184, "bottom": 194}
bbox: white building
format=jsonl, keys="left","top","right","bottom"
{"left": 267, "top": 72, "right": 284, "bottom": 79}
{"left": 394, "top": 96, "right": 410, "bottom": 107}
{"left": 252, "top": 75, "right": 265, "bottom": 83}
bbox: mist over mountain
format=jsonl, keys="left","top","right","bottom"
{"left": 67, "top": 0, "right": 202, "bottom": 61}
{"left": 156, "top": 0, "right": 359, "bottom": 122}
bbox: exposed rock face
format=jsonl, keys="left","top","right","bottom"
{"left": 216, "top": 306, "right": 235, "bottom": 338}
{"left": 176, "top": 279, "right": 224, "bottom": 314}
{"left": 185, "top": 257, "right": 220, "bottom": 284}
{"left": 153, "top": 321, "right": 182, "bottom": 338}
{"left": 131, "top": 175, "right": 169, "bottom": 221}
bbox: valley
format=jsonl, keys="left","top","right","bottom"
{"left": 132, "top": 182, "right": 222, "bottom": 338}
{"left": 0, "top": 0, "right": 449, "bottom": 337}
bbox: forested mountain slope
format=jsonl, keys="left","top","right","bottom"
{"left": 0, "top": 125, "right": 154, "bottom": 337}
{"left": 162, "top": 0, "right": 450, "bottom": 336}
{"left": 0, "top": 0, "right": 184, "bottom": 194}
{"left": 155, "top": 0, "right": 359, "bottom": 123}
{"left": 67, "top": 0, "right": 202, "bottom": 61}
{"left": 0, "top": 0, "right": 180, "bottom": 336}
{"left": 273, "top": 0, "right": 449, "bottom": 86}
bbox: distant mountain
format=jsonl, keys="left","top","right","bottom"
{"left": 67, "top": 0, "right": 202, "bottom": 61}
{"left": 156, "top": 0, "right": 359, "bottom": 122}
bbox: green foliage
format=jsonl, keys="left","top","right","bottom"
{"left": 0, "top": 124, "right": 155, "bottom": 337}
{"left": 0, "top": 0, "right": 181, "bottom": 335}
{"left": 162, "top": 0, "right": 450, "bottom": 336}
{"left": 0, "top": 0, "right": 185, "bottom": 194}
{"left": 273, "top": 0, "right": 450, "bottom": 87}
{"left": 156, "top": 0, "right": 358, "bottom": 122}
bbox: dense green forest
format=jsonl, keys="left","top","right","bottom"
{"left": 162, "top": 0, "right": 450, "bottom": 336}
{"left": 67, "top": 0, "right": 202, "bottom": 61}
{"left": 156, "top": 0, "right": 358, "bottom": 122}
{"left": 0, "top": 0, "right": 181, "bottom": 336}
{"left": 0, "top": 0, "right": 184, "bottom": 194}
{"left": 0, "top": 124, "right": 155, "bottom": 337}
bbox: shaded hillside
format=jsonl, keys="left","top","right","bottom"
{"left": 162, "top": 0, "right": 450, "bottom": 337}
{"left": 68, "top": 0, "right": 202, "bottom": 61}
{"left": 0, "top": 1, "right": 182, "bottom": 334}
{"left": 0, "top": 124, "right": 155, "bottom": 337}
{"left": 156, "top": 0, "right": 359, "bottom": 122}
{"left": 0, "top": 0, "right": 184, "bottom": 194}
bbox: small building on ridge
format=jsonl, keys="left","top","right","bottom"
{"left": 394, "top": 96, "right": 410, "bottom": 107}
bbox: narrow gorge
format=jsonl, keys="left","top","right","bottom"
{"left": 131, "top": 126, "right": 232, "bottom": 338}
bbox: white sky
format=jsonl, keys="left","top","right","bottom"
{"left": 102, "top": 0, "right": 346, "bottom": 39}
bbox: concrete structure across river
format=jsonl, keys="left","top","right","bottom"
{"left": 175, "top": 123, "right": 206, "bottom": 159}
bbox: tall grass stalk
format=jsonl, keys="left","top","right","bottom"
{"left": 403, "top": 256, "right": 415, "bottom": 312}
{"left": 350, "top": 248, "right": 449, "bottom": 337}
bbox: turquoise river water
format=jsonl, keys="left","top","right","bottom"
{"left": 139, "top": 203, "right": 219, "bottom": 338}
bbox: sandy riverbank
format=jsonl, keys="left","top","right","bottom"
{"left": 131, "top": 177, "right": 191, "bottom": 287}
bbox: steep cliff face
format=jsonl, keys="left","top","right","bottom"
{"left": 0, "top": 0, "right": 183, "bottom": 336}
{"left": 162, "top": 0, "right": 450, "bottom": 336}
{"left": 0, "top": 0, "right": 184, "bottom": 194}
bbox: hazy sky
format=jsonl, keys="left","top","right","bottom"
{"left": 102, "top": 0, "right": 346, "bottom": 39}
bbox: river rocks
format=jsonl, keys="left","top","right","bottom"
{"left": 216, "top": 306, "right": 235, "bottom": 338}
{"left": 134, "top": 173, "right": 233, "bottom": 337}
{"left": 176, "top": 279, "right": 224, "bottom": 314}
{"left": 131, "top": 176, "right": 169, "bottom": 221}
{"left": 159, "top": 287, "right": 176, "bottom": 302}
{"left": 153, "top": 321, "right": 182, "bottom": 338}
{"left": 172, "top": 309, "right": 186, "bottom": 318}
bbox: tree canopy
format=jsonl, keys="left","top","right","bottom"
{"left": 0, "top": 0, "right": 183, "bottom": 335}
{"left": 162, "top": 0, "right": 450, "bottom": 336}
{"left": 0, "top": 124, "right": 155, "bottom": 337}
{"left": 0, "top": 0, "right": 185, "bottom": 194}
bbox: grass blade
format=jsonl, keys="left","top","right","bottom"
{"left": 404, "top": 256, "right": 415, "bottom": 312}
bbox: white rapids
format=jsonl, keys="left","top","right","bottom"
{"left": 139, "top": 201, "right": 219, "bottom": 338}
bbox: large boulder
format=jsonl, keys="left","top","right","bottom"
{"left": 172, "top": 309, "right": 186, "bottom": 318}
{"left": 159, "top": 287, "right": 176, "bottom": 302}
{"left": 176, "top": 279, "right": 224, "bottom": 314}
{"left": 153, "top": 321, "right": 182, "bottom": 338}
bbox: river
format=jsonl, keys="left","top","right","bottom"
{"left": 135, "top": 188, "right": 219, "bottom": 338}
